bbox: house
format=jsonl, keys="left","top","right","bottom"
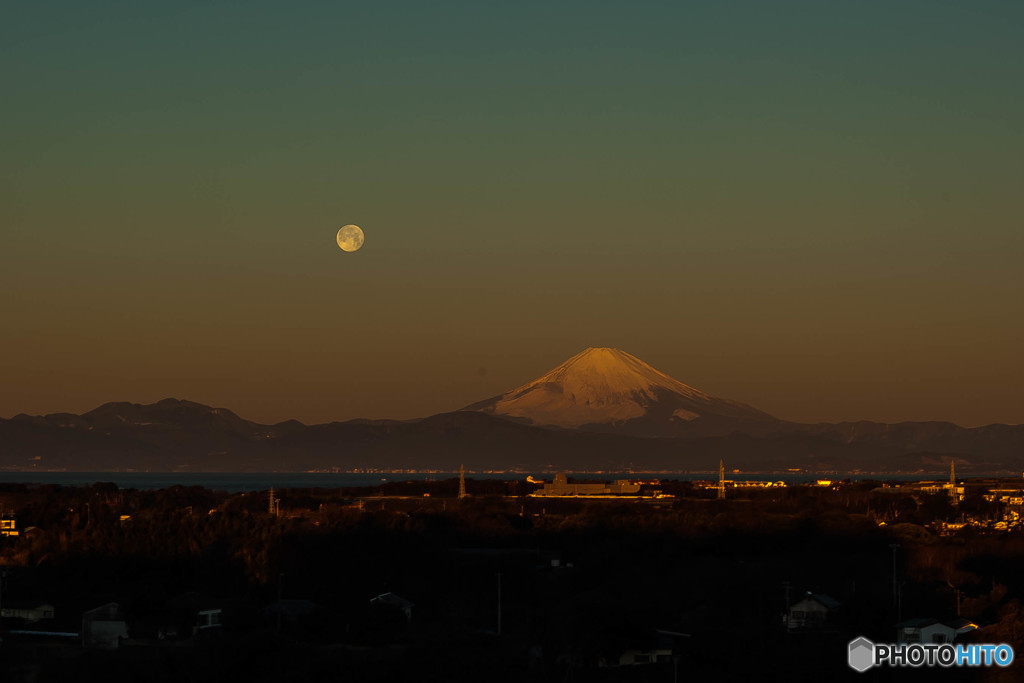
{"left": 786, "top": 593, "right": 841, "bottom": 630}
{"left": 155, "top": 592, "right": 226, "bottom": 640}
{"left": 265, "top": 599, "right": 316, "bottom": 620}
{"left": 897, "top": 617, "right": 979, "bottom": 645}
{"left": 537, "top": 552, "right": 575, "bottom": 571}
{"left": 196, "top": 608, "right": 223, "bottom": 631}
{"left": 264, "top": 599, "right": 319, "bottom": 633}
{"left": 82, "top": 602, "right": 129, "bottom": 649}
{"left": 614, "top": 638, "right": 673, "bottom": 666}
{"left": 0, "top": 601, "right": 55, "bottom": 623}
{"left": 599, "top": 629, "right": 689, "bottom": 668}
{"left": 984, "top": 488, "right": 1024, "bottom": 506}
{"left": 370, "top": 592, "right": 414, "bottom": 623}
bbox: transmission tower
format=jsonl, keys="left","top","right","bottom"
{"left": 718, "top": 460, "right": 726, "bottom": 500}
{"left": 458, "top": 465, "right": 467, "bottom": 499}
{"left": 269, "top": 487, "right": 279, "bottom": 516}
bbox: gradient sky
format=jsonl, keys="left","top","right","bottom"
{"left": 3, "top": 1, "right": 1023, "bottom": 427}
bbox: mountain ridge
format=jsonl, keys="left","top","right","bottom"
{"left": 2, "top": 396, "right": 1023, "bottom": 473}
{"left": 2, "top": 345, "right": 1022, "bottom": 472}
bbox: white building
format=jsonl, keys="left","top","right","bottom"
{"left": 896, "top": 617, "right": 978, "bottom": 645}
{"left": 786, "top": 593, "right": 841, "bottom": 630}
{"left": 82, "top": 602, "right": 129, "bottom": 649}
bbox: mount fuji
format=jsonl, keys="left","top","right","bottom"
{"left": 465, "top": 347, "right": 782, "bottom": 437}
{"left": 3, "top": 349, "right": 1023, "bottom": 472}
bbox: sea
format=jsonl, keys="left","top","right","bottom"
{"left": 0, "top": 471, "right": 965, "bottom": 493}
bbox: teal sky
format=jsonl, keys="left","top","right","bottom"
{"left": 3, "top": 1, "right": 1023, "bottom": 426}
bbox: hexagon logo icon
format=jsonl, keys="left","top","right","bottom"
{"left": 848, "top": 637, "right": 875, "bottom": 672}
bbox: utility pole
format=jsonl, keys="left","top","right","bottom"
{"left": 950, "top": 460, "right": 958, "bottom": 506}
{"left": 496, "top": 572, "right": 502, "bottom": 636}
{"left": 718, "top": 460, "right": 725, "bottom": 500}
{"left": 459, "top": 465, "right": 467, "bottom": 500}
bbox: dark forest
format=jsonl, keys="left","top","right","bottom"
{"left": 1, "top": 479, "right": 1022, "bottom": 682}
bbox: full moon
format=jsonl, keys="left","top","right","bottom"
{"left": 336, "top": 224, "right": 364, "bottom": 252}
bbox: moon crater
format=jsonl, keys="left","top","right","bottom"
{"left": 336, "top": 225, "right": 364, "bottom": 252}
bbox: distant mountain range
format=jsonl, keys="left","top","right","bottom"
{"left": 2, "top": 348, "right": 1022, "bottom": 473}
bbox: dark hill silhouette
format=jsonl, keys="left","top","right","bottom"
{"left": 1, "top": 398, "right": 1023, "bottom": 473}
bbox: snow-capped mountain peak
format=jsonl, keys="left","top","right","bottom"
{"left": 466, "top": 347, "right": 778, "bottom": 436}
